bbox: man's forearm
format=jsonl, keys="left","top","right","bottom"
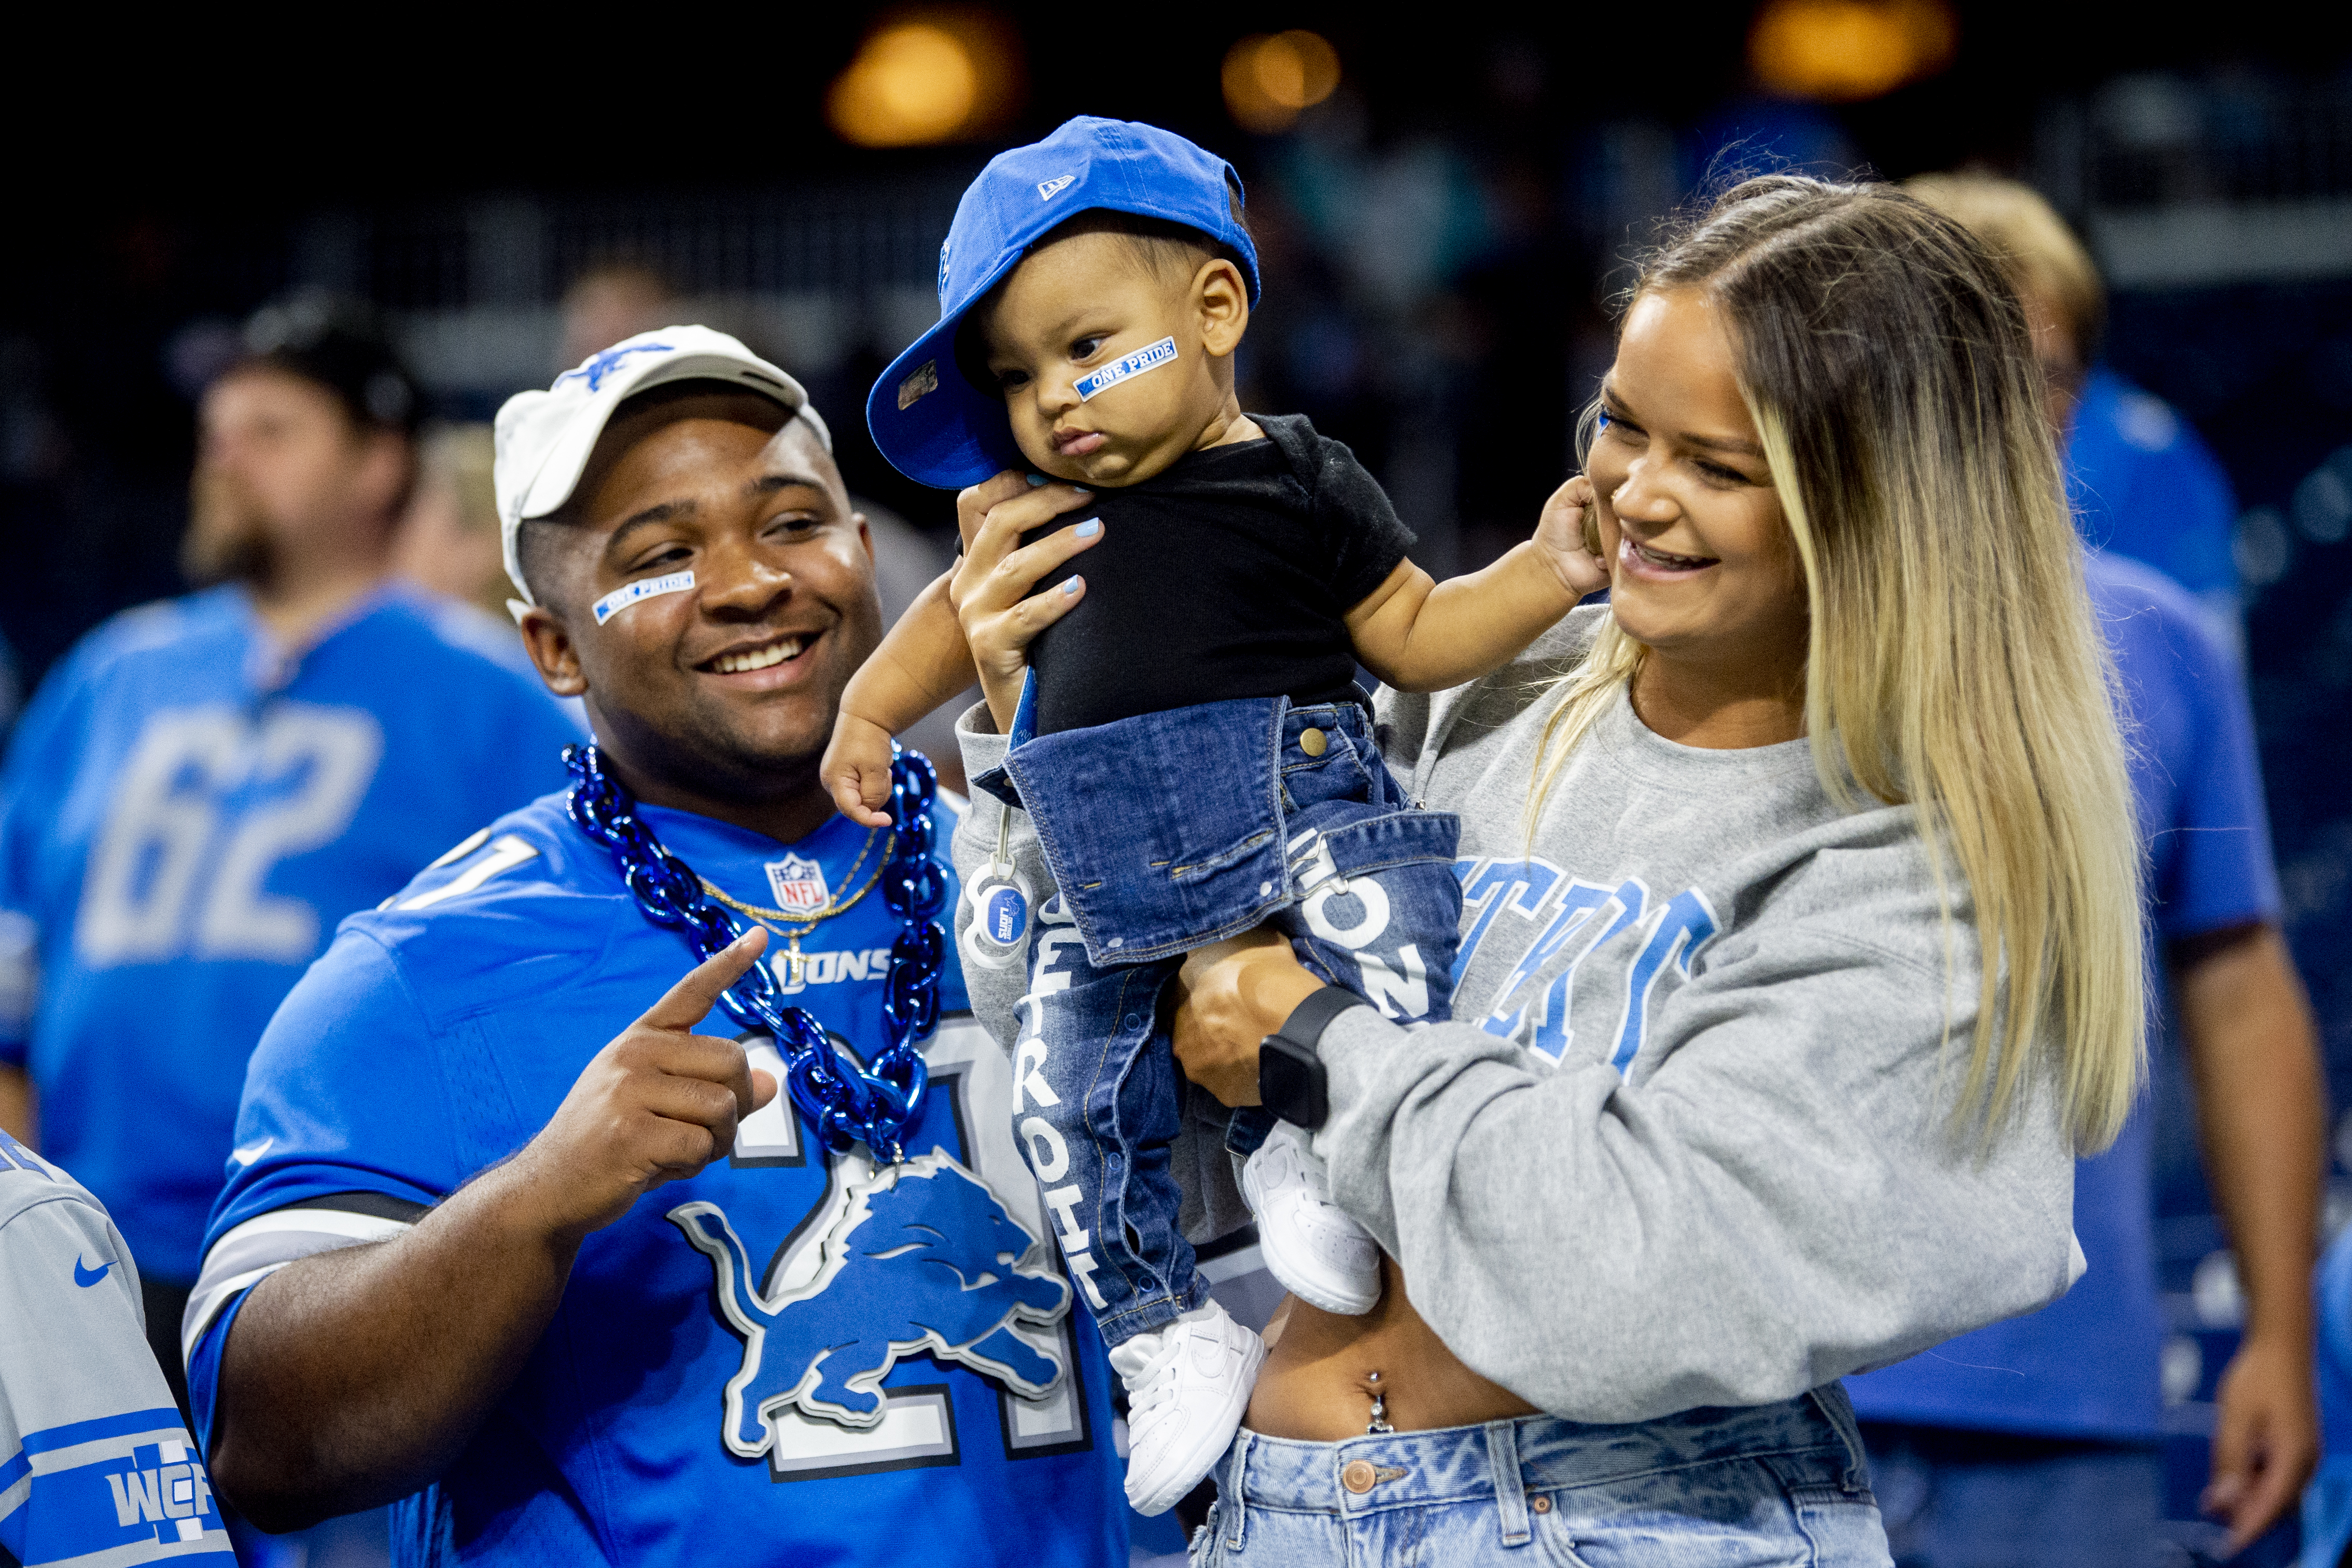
{"left": 2176, "top": 923, "right": 2325, "bottom": 1344}
{"left": 211, "top": 1160, "right": 579, "bottom": 1530}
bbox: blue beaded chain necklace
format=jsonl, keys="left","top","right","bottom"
{"left": 563, "top": 741, "right": 948, "bottom": 1164}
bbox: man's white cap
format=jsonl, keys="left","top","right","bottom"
{"left": 493, "top": 325, "right": 833, "bottom": 607}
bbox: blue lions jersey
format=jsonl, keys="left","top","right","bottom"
{"left": 0, "top": 585, "right": 584, "bottom": 1281}
{"left": 2067, "top": 368, "right": 2241, "bottom": 634}
{"left": 185, "top": 792, "right": 1125, "bottom": 1567}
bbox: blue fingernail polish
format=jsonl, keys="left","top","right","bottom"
{"left": 1026, "top": 473, "right": 1047, "bottom": 486}
{"left": 1075, "top": 520, "right": 1101, "bottom": 538}
{"left": 1062, "top": 577, "right": 1081, "bottom": 595}
{"left": 1071, "top": 486, "right": 1091, "bottom": 494}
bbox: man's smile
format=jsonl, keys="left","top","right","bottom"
{"left": 696, "top": 630, "right": 819, "bottom": 685}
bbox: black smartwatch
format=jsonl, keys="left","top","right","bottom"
{"left": 1256, "top": 985, "right": 1365, "bottom": 1130}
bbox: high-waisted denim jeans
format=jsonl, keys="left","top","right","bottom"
{"left": 977, "top": 690, "right": 1461, "bottom": 1346}
{"left": 1192, "top": 1386, "right": 1892, "bottom": 1566}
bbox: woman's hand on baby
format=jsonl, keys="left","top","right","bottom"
{"left": 819, "top": 713, "right": 899, "bottom": 829}
{"left": 948, "top": 471, "right": 1102, "bottom": 732}
{"left": 1171, "top": 927, "right": 1324, "bottom": 1107}
{"left": 1534, "top": 475, "right": 1611, "bottom": 601}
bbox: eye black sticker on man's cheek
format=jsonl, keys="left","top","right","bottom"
{"left": 593, "top": 570, "right": 695, "bottom": 626}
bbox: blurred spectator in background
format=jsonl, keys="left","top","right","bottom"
{"left": 1844, "top": 176, "right": 2326, "bottom": 1563}
{"left": 558, "top": 261, "right": 677, "bottom": 375}
{"left": 1905, "top": 174, "right": 2245, "bottom": 656}
{"left": 0, "top": 296, "right": 583, "bottom": 1417}
{"left": 393, "top": 424, "right": 509, "bottom": 621}
{"left": 2306, "top": 1234, "right": 2352, "bottom": 1563}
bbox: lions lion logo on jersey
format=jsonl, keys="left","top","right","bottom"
{"left": 670, "top": 1151, "right": 1071, "bottom": 1453}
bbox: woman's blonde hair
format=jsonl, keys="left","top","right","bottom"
{"left": 1532, "top": 174, "right": 2144, "bottom": 1152}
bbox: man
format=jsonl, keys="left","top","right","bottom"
{"left": 184, "top": 328, "right": 1125, "bottom": 1564}
{"left": 394, "top": 424, "right": 510, "bottom": 621}
{"left": 1845, "top": 175, "right": 2327, "bottom": 1562}
{"left": 559, "top": 260, "right": 678, "bottom": 374}
{"left": 552, "top": 264, "right": 973, "bottom": 791}
{"left": 0, "top": 297, "right": 583, "bottom": 1412}
{"left": 1903, "top": 173, "right": 2244, "bottom": 654}
{"left": 1, "top": 1131, "right": 234, "bottom": 1564}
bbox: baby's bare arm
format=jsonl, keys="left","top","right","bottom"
{"left": 826, "top": 575, "right": 982, "bottom": 824}
{"left": 1347, "top": 478, "right": 1606, "bottom": 693}
{"left": 1346, "top": 552, "right": 1572, "bottom": 693}
{"left": 841, "top": 572, "right": 980, "bottom": 735}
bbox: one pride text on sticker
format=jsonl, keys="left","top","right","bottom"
{"left": 593, "top": 570, "right": 695, "bottom": 625}
{"left": 1073, "top": 337, "right": 1178, "bottom": 402}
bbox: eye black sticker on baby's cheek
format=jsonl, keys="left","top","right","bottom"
{"left": 1072, "top": 338, "right": 1178, "bottom": 402}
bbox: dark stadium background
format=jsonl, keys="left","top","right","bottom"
{"left": 4, "top": 8, "right": 2349, "bottom": 1560}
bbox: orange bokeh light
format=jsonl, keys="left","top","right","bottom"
{"left": 1749, "top": 0, "right": 1956, "bottom": 104}
{"left": 829, "top": 10, "right": 1024, "bottom": 148}
{"left": 1223, "top": 31, "right": 1342, "bottom": 135}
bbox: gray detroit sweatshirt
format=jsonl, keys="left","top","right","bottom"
{"left": 951, "top": 606, "right": 2084, "bottom": 1425}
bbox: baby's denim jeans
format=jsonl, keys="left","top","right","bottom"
{"left": 976, "top": 687, "right": 1461, "bottom": 1347}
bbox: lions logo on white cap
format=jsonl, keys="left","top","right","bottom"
{"left": 492, "top": 326, "right": 831, "bottom": 611}
{"left": 557, "top": 341, "right": 676, "bottom": 393}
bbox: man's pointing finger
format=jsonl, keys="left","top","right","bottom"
{"left": 639, "top": 927, "right": 768, "bottom": 1032}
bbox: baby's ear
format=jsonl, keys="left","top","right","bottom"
{"left": 1195, "top": 257, "right": 1251, "bottom": 358}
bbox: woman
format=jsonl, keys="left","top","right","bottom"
{"left": 945, "top": 175, "right": 2144, "bottom": 1563}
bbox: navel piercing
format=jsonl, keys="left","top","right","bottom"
{"left": 1365, "top": 1370, "right": 1394, "bottom": 1436}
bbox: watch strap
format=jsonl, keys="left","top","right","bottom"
{"left": 1274, "top": 984, "right": 1366, "bottom": 1053}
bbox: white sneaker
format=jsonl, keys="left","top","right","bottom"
{"left": 1109, "top": 1299, "right": 1265, "bottom": 1515}
{"left": 1241, "top": 1123, "right": 1381, "bottom": 1315}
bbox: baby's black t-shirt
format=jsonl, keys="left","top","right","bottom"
{"left": 1018, "top": 413, "right": 1415, "bottom": 736}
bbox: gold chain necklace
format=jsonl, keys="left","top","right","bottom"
{"left": 697, "top": 825, "right": 893, "bottom": 984}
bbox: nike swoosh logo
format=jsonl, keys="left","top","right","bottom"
{"left": 74, "top": 1255, "right": 113, "bottom": 1288}
{"left": 231, "top": 1138, "right": 274, "bottom": 1166}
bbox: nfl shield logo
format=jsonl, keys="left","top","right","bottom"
{"left": 765, "top": 854, "right": 831, "bottom": 914}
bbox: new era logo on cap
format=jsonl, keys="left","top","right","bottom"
{"left": 1038, "top": 175, "right": 1075, "bottom": 200}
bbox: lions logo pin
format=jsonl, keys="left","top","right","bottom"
{"left": 959, "top": 859, "right": 1031, "bottom": 971}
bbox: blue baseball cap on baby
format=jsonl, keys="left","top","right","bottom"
{"left": 865, "top": 116, "right": 1260, "bottom": 490}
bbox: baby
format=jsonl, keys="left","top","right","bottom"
{"left": 827, "top": 117, "right": 1602, "bottom": 1513}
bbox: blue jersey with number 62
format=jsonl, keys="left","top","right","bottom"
{"left": 0, "top": 585, "right": 583, "bottom": 1280}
